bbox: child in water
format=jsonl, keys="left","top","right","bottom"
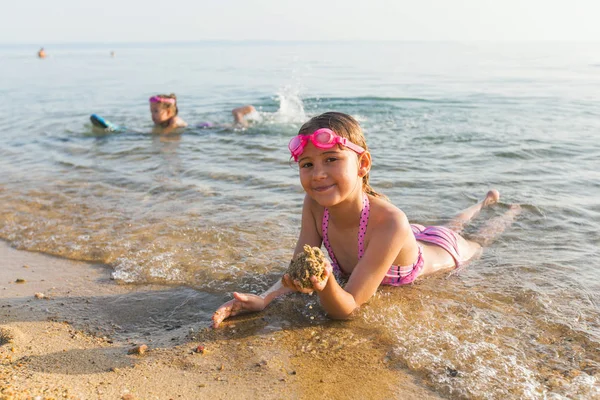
{"left": 149, "top": 94, "right": 188, "bottom": 133}
{"left": 212, "top": 112, "right": 521, "bottom": 327}
{"left": 150, "top": 93, "right": 256, "bottom": 134}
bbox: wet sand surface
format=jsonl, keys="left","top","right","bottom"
{"left": 0, "top": 241, "right": 442, "bottom": 399}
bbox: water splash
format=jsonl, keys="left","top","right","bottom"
{"left": 262, "top": 85, "right": 307, "bottom": 125}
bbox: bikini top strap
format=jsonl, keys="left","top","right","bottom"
{"left": 357, "top": 194, "right": 370, "bottom": 259}
{"left": 322, "top": 208, "right": 341, "bottom": 272}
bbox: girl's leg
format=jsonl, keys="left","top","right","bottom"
{"left": 454, "top": 193, "right": 521, "bottom": 265}
{"left": 446, "top": 189, "right": 500, "bottom": 234}
{"left": 472, "top": 204, "right": 522, "bottom": 247}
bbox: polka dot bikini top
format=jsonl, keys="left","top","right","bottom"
{"left": 321, "top": 195, "right": 370, "bottom": 277}
{"left": 321, "top": 195, "right": 424, "bottom": 285}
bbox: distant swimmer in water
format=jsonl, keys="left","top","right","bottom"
{"left": 150, "top": 93, "right": 257, "bottom": 134}
{"left": 37, "top": 48, "right": 46, "bottom": 59}
{"left": 195, "top": 104, "right": 258, "bottom": 130}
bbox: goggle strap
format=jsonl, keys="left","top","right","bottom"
{"left": 341, "top": 138, "right": 365, "bottom": 155}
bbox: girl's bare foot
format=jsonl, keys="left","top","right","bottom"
{"left": 447, "top": 189, "right": 500, "bottom": 233}
{"left": 482, "top": 189, "right": 500, "bottom": 208}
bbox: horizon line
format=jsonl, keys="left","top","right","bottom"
{"left": 2, "top": 39, "right": 600, "bottom": 47}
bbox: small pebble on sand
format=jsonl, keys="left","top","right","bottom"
{"left": 193, "top": 345, "right": 206, "bottom": 354}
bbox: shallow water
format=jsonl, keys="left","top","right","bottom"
{"left": 1, "top": 41, "right": 599, "bottom": 398}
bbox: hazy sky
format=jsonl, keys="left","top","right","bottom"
{"left": 2, "top": 0, "right": 600, "bottom": 43}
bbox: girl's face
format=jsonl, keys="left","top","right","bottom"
{"left": 150, "top": 103, "right": 175, "bottom": 125}
{"left": 297, "top": 143, "right": 364, "bottom": 207}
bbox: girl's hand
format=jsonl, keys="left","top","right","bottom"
{"left": 281, "top": 261, "right": 334, "bottom": 294}
{"left": 212, "top": 292, "right": 266, "bottom": 328}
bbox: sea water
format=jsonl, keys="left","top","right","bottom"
{"left": 1, "top": 41, "right": 599, "bottom": 398}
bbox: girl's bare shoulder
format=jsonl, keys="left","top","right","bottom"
{"left": 174, "top": 117, "right": 188, "bottom": 128}
{"left": 303, "top": 194, "right": 325, "bottom": 220}
{"left": 369, "top": 196, "right": 411, "bottom": 231}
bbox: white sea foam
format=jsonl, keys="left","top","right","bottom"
{"left": 268, "top": 85, "right": 307, "bottom": 124}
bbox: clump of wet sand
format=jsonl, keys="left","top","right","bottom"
{"left": 286, "top": 245, "right": 327, "bottom": 288}
{"left": 0, "top": 327, "right": 15, "bottom": 345}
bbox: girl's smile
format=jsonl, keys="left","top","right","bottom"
{"left": 313, "top": 184, "right": 336, "bottom": 192}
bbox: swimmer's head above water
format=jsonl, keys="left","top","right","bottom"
{"left": 149, "top": 94, "right": 187, "bottom": 130}
{"left": 149, "top": 94, "right": 179, "bottom": 126}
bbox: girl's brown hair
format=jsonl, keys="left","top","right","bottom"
{"left": 298, "top": 112, "right": 386, "bottom": 199}
{"left": 154, "top": 93, "right": 179, "bottom": 116}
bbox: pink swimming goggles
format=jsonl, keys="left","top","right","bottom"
{"left": 288, "top": 128, "right": 366, "bottom": 162}
{"left": 149, "top": 96, "right": 176, "bottom": 104}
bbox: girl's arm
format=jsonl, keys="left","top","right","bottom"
{"left": 212, "top": 195, "right": 323, "bottom": 327}
{"left": 313, "top": 208, "right": 412, "bottom": 319}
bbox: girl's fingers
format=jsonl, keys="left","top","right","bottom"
{"left": 294, "top": 280, "right": 313, "bottom": 294}
{"left": 310, "top": 276, "right": 325, "bottom": 291}
{"left": 293, "top": 280, "right": 313, "bottom": 294}
{"left": 283, "top": 275, "right": 302, "bottom": 292}
{"left": 212, "top": 304, "right": 231, "bottom": 328}
{"left": 233, "top": 292, "right": 248, "bottom": 302}
{"left": 281, "top": 274, "right": 292, "bottom": 288}
{"left": 282, "top": 274, "right": 317, "bottom": 294}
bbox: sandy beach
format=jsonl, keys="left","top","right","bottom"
{"left": 0, "top": 241, "right": 443, "bottom": 400}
